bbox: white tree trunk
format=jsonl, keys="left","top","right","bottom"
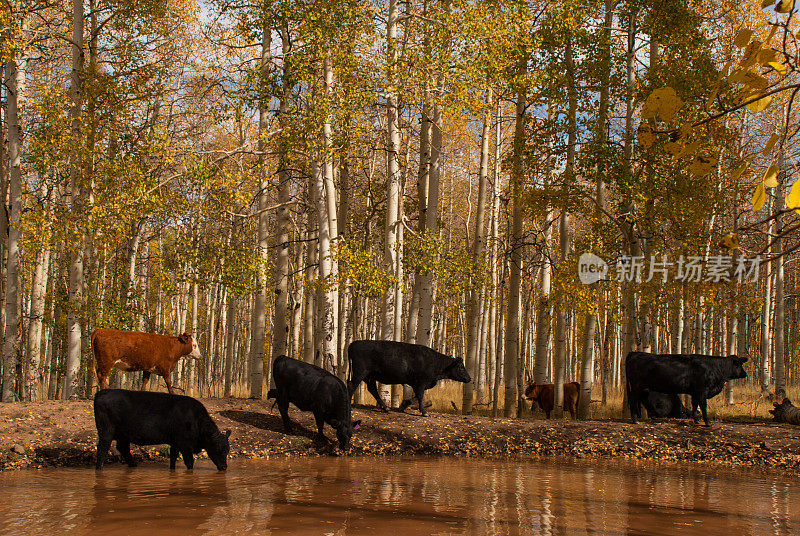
{"left": 774, "top": 149, "right": 786, "bottom": 398}
{"left": 1, "top": 53, "right": 25, "bottom": 402}
{"left": 63, "top": 0, "right": 85, "bottom": 399}
{"left": 462, "top": 88, "right": 492, "bottom": 414}
{"left": 504, "top": 78, "right": 525, "bottom": 418}
{"left": 415, "top": 103, "right": 442, "bottom": 347}
{"left": 25, "top": 242, "right": 51, "bottom": 401}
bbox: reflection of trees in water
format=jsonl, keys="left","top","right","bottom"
{"left": 88, "top": 468, "right": 231, "bottom": 534}
{"left": 2, "top": 459, "right": 799, "bottom": 535}
{"left": 0, "top": 470, "right": 94, "bottom": 534}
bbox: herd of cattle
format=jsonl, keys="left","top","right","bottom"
{"left": 89, "top": 328, "right": 750, "bottom": 471}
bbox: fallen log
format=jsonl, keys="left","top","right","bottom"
{"left": 769, "top": 398, "right": 800, "bottom": 424}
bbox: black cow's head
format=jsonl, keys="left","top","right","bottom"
{"left": 444, "top": 357, "right": 471, "bottom": 384}
{"left": 331, "top": 419, "right": 361, "bottom": 451}
{"left": 206, "top": 429, "right": 231, "bottom": 471}
{"left": 727, "top": 355, "right": 749, "bottom": 380}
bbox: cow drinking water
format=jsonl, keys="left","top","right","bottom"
{"left": 347, "top": 340, "right": 471, "bottom": 416}
{"left": 268, "top": 355, "right": 361, "bottom": 450}
{"left": 625, "top": 352, "right": 748, "bottom": 426}
{"left": 92, "top": 328, "right": 202, "bottom": 393}
{"left": 94, "top": 389, "right": 230, "bottom": 471}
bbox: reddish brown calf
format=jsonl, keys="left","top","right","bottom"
{"left": 524, "top": 381, "right": 580, "bottom": 419}
{"left": 92, "top": 329, "right": 202, "bottom": 393}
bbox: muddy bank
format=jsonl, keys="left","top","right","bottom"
{"left": 2, "top": 398, "right": 800, "bottom": 472}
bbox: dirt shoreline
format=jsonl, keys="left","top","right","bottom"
{"left": 2, "top": 398, "right": 800, "bottom": 473}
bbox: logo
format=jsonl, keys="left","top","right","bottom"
{"left": 578, "top": 253, "right": 608, "bottom": 284}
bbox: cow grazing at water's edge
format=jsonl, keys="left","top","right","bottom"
{"left": 347, "top": 340, "right": 471, "bottom": 416}
{"left": 94, "top": 389, "right": 230, "bottom": 471}
{"left": 268, "top": 355, "right": 361, "bottom": 450}
{"left": 524, "top": 382, "right": 580, "bottom": 419}
{"left": 92, "top": 328, "right": 202, "bottom": 393}
{"left": 626, "top": 352, "right": 748, "bottom": 426}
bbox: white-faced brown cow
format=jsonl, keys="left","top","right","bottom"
{"left": 92, "top": 329, "right": 202, "bottom": 393}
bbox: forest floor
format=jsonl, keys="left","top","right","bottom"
{"left": 2, "top": 397, "right": 800, "bottom": 473}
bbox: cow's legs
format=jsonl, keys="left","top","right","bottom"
{"left": 313, "top": 412, "right": 328, "bottom": 442}
{"left": 698, "top": 398, "right": 710, "bottom": 426}
{"left": 96, "top": 368, "right": 110, "bottom": 390}
{"left": 629, "top": 390, "right": 641, "bottom": 424}
{"left": 141, "top": 371, "right": 151, "bottom": 391}
{"left": 95, "top": 432, "right": 114, "bottom": 470}
{"left": 162, "top": 371, "right": 174, "bottom": 394}
{"left": 181, "top": 448, "right": 194, "bottom": 469}
{"left": 366, "top": 379, "right": 389, "bottom": 412}
{"left": 117, "top": 439, "right": 137, "bottom": 467}
{"left": 277, "top": 397, "right": 292, "bottom": 433}
{"left": 413, "top": 387, "right": 429, "bottom": 417}
{"left": 690, "top": 396, "right": 701, "bottom": 424}
{"left": 169, "top": 444, "right": 180, "bottom": 469}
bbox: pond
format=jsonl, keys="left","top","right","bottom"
{"left": 0, "top": 456, "right": 797, "bottom": 535}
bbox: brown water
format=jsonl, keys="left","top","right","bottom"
{"left": 1, "top": 457, "right": 797, "bottom": 535}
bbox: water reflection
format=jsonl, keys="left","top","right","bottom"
{"left": 0, "top": 457, "right": 798, "bottom": 535}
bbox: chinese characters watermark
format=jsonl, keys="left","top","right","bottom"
{"left": 578, "top": 253, "right": 761, "bottom": 284}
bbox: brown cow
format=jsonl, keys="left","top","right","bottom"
{"left": 524, "top": 381, "right": 580, "bottom": 419}
{"left": 92, "top": 329, "right": 202, "bottom": 393}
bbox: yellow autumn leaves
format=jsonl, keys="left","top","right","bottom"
{"left": 641, "top": 87, "right": 683, "bottom": 122}
{"left": 638, "top": 88, "right": 722, "bottom": 177}
{"left": 751, "top": 158, "right": 799, "bottom": 214}
{"left": 763, "top": 0, "right": 796, "bottom": 13}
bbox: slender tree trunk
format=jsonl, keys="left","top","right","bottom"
{"left": 1, "top": 52, "right": 25, "bottom": 402}
{"left": 554, "top": 36, "right": 578, "bottom": 418}
{"left": 463, "top": 88, "right": 492, "bottom": 414}
{"left": 25, "top": 240, "right": 51, "bottom": 401}
{"left": 534, "top": 118, "right": 555, "bottom": 386}
{"left": 725, "top": 313, "right": 737, "bottom": 405}
{"left": 188, "top": 280, "right": 198, "bottom": 396}
{"left": 761, "top": 196, "right": 774, "bottom": 393}
{"left": 774, "top": 150, "right": 787, "bottom": 398}
{"left": 313, "top": 154, "right": 336, "bottom": 372}
{"left": 303, "top": 201, "right": 317, "bottom": 364}
{"left": 249, "top": 25, "right": 273, "bottom": 398}
{"left": 64, "top": 0, "right": 85, "bottom": 399}
{"left": 504, "top": 71, "right": 525, "bottom": 418}
{"left": 383, "top": 0, "right": 402, "bottom": 357}
{"left": 224, "top": 296, "right": 236, "bottom": 397}
{"left": 416, "top": 102, "right": 442, "bottom": 347}
{"left": 321, "top": 58, "right": 340, "bottom": 374}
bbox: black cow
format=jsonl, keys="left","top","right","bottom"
{"left": 268, "top": 355, "right": 361, "bottom": 450}
{"left": 626, "top": 352, "right": 748, "bottom": 426}
{"left": 347, "top": 340, "right": 471, "bottom": 416}
{"left": 642, "top": 391, "right": 691, "bottom": 419}
{"left": 94, "top": 389, "right": 231, "bottom": 471}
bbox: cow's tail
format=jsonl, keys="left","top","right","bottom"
{"left": 624, "top": 357, "right": 634, "bottom": 419}
{"left": 90, "top": 329, "right": 101, "bottom": 388}
{"left": 345, "top": 343, "right": 355, "bottom": 394}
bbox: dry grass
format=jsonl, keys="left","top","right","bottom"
{"left": 421, "top": 381, "right": 798, "bottom": 422}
